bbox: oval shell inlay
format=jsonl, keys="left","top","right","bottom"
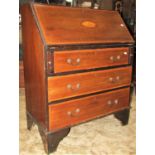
{"left": 81, "top": 21, "right": 96, "bottom": 28}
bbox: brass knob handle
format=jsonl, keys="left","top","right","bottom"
{"left": 67, "top": 84, "right": 72, "bottom": 89}
{"left": 114, "top": 99, "right": 119, "bottom": 105}
{"left": 67, "top": 83, "right": 80, "bottom": 90}
{"left": 67, "top": 111, "right": 72, "bottom": 116}
{"left": 76, "top": 83, "right": 80, "bottom": 89}
{"left": 116, "top": 55, "right": 121, "bottom": 60}
{"left": 66, "top": 58, "right": 81, "bottom": 66}
{"left": 109, "top": 76, "right": 120, "bottom": 83}
{"left": 108, "top": 99, "right": 119, "bottom": 106}
{"left": 107, "top": 100, "right": 112, "bottom": 105}
{"left": 110, "top": 56, "right": 114, "bottom": 61}
{"left": 109, "top": 77, "right": 114, "bottom": 82}
{"left": 116, "top": 76, "right": 120, "bottom": 81}
{"left": 75, "top": 108, "right": 80, "bottom": 113}
{"left": 67, "top": 108, "right": 80, "bottom": 117}
{"left": 76, "top": 58, "right": 81, "bottom": 63}
{"left": 110, "top": 55, "right": 121, "bottom": 62}
{"left": 67, "top": 58, "right": 72, "bottom": 64}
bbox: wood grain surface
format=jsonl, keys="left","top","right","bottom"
{"left": 48, "top": 66, "right": 132, "bottom": 102}
{"left": 49, "top": 87, "right": 130, "bottom": 131}
{"left": 54, "top": 47, "right": 129, "bottom": 73}
{"left": 33, "top": 3, "right": 134, "bottom": 45}
{"left": 21, "top": 4, "right": 47, "bottom": 127}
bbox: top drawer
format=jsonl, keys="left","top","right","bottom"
{"left": 54, "top": 47, "right": 129, "bottom": 73}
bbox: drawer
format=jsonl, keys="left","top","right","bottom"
{"left": 54, "top": 47, "right": 129, "bottom": 73}
{"left": 48, "top": 66, "right": 132, "bottom": 102}
{"left": 49, "top": 87, "right": 130, "bottom": 131}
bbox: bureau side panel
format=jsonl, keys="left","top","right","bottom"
{"left": 21, "top": 4, "right": 47, "bottom": 127}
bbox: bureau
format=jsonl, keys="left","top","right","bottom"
{"left": 21, "top": 3, "right": 134, "bottom": 154}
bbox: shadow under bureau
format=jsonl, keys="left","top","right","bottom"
{"left": 21, "top": 3, "right": 134, "bottom": 154}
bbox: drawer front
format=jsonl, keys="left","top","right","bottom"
{"left": 54, "top": 47, "right": 129, "bottom": 73}
{"left": 48, "top": 66, "right": 132, "bottom": 102}
{"left": 49, "top": 88, "right": 130, "bottom": 131}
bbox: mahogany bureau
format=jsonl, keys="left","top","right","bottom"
{"left": 21, "top": 3, "right": 134, "bottom": 154}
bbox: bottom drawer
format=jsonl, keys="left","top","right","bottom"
{"left": 49, "top": 88, "right": 130, "bottom": 131}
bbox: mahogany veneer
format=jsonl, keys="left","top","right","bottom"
{"left": 48, "top": 66, "right": 132, "bottom": 101}
{"left": 21, "top": 2, "right": 134, "bottom": 154}
{"left": 54, "top": 47, "right": 130, "bottom": 73}
{"left": 49, "top": 88, "right": 130, "bottom": 131}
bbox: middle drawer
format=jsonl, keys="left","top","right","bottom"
{"left": 48, "top": 66, "right": 132, "bottom": 102}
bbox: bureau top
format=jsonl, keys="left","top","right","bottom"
{"left": 31, "top": 3, "right": 134, "bottom": 46}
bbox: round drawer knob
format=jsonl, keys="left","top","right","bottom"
{"left": 76, "top": 83, "right": 80, "bottom": 89}
{"left": 67, "top": 84, "right": 72, "bottom": 89}
{"left": 107, "top": 100, "right": 112, "bottom": 105}
{"left": 76, "top": 58, "right": 81, "bottom": 63}
{"left": 110, "top": 56, "right": 114, "bottom": 61}
{"left": 67, "top": 111, "right": 72, "bottom": 116}
{"left": 109, "top": 77, "right": 113, "bottom": 82}
{"left": 114, "top": 99, "right": 119, "bottom": 105}
{"left": 116, "top": 55, "right": 121, "bottom": 60}
{"left": 75, "top": 108, "right": 80, "bottom": 113}
{"left": 67, "top": 58, "right": 72, "bottom": 64}
{"left": 116, "top": 76, "right": 120, "bottom": 81}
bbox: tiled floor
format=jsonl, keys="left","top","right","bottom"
{"left": 19, "top": 88, "right": 136, "bottom": 155}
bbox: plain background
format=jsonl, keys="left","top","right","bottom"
{"left": 0, "top": 0, "right": 155, "bottom": 154}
